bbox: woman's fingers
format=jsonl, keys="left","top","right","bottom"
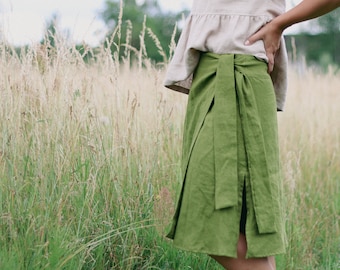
{"left": 245, "top": 23, "right": 282, "bottom": 73}
{"left": 267, "top": 52, "right": 275, "bottom": 73}
{"left": 245, "top": 29, "right": 263, "bottom": 46}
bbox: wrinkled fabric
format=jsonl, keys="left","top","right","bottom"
{"left": 164, "top": 0, "right": 288, "bottom": 111}
{"left": 167, "top": 53, "right": 287, "bottom": 258}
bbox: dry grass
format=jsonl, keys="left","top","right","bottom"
{"left": 0, "top": 15, "right": 339, "bottom": 270}
{"left": 278, "top": 67, "right": 340, "bottom": 269}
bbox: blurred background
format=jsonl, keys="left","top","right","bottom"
{"left": 0, "top": 0, "right": 339, "bottom": 70}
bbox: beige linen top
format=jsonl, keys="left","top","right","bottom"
{"left": 164, "top": 0, "right": 288, "bottom": 111}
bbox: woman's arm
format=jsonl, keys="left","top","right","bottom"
{"left": 272, "top": 0, "right": 340, "bottom": 30}
{"left": 246, "top": 0, "right": 340, "bottom": 72}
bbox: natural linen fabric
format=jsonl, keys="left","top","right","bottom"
{"left": 167, "top": 53, "right": 287, "bottom": 258}
{"left": 164, "top": 0, "right": 288, "bottom": 111}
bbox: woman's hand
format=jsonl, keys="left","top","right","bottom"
{"left": 245, "top": 0, "right": 340, "bottom": 73}
{"left": 245, "top": 21, "right": 283, "bottom": 73}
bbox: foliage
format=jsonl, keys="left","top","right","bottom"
{"left": 285, "top": 33, "right": 340, "bottom": 70}
{"left": 314, "top": 8, "right": 340, "bottom": 34}
{"left": 289, "top": 7, "right": 340, "bottom": 70}
{"left": 100, "top": 0, "right": 187, "bottom": 63}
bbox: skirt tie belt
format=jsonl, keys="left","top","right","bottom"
{"left": 210, "top": 53, "right": 277, "bottom": 234}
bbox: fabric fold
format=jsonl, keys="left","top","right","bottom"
{"left": 213, "top": 55, "right": 238, "bottom": 209}
{"left": 212, "top": 53, "right": 276, "bottom": 233}
{"left": 191, "top": 53, "right": 277, "bottom": 233}
{"left": 167, "top": 53, "right": 286, "bottom": 256}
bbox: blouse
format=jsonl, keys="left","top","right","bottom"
{"left": 164, "top": 0, "right": 288, "bottom": 111}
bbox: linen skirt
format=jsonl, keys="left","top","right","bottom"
{"left": 167, "top": 53, "right": 287, "bottom": 258}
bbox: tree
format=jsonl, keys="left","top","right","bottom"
{"left": 313, "top": 9, "right": 340, "bottom": 68}
{"left": 100, "top": 0, "right": 187, "bottom": 63}
{"left": 285, "top": 8, "right": 340, "bottom": 69}
{"left": 315, "top": 8, "right": 340, "bottom": 34}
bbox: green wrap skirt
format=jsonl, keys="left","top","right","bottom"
{"left": 167, "top": 53, "right": 287, "bottom": 258}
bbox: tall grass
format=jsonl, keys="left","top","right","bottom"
{"left": 0, "top": 15, "right": 339, "bottom": 270}
{"left": 0, "top": 36, "right": 187, "bottom": 269}
{"left": 277, "top": 67, "right": 340, "bottom": 270}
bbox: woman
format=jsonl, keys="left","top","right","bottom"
{"left": 164, "top": 1, "right": 340, "bottom": 269}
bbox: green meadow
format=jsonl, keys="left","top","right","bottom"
{"left": 0, "top": 35, "right": 339, "bottom": 269}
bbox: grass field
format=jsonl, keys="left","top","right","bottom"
{"left": 0, "top": 36, "right": 339, "bottom": 270}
